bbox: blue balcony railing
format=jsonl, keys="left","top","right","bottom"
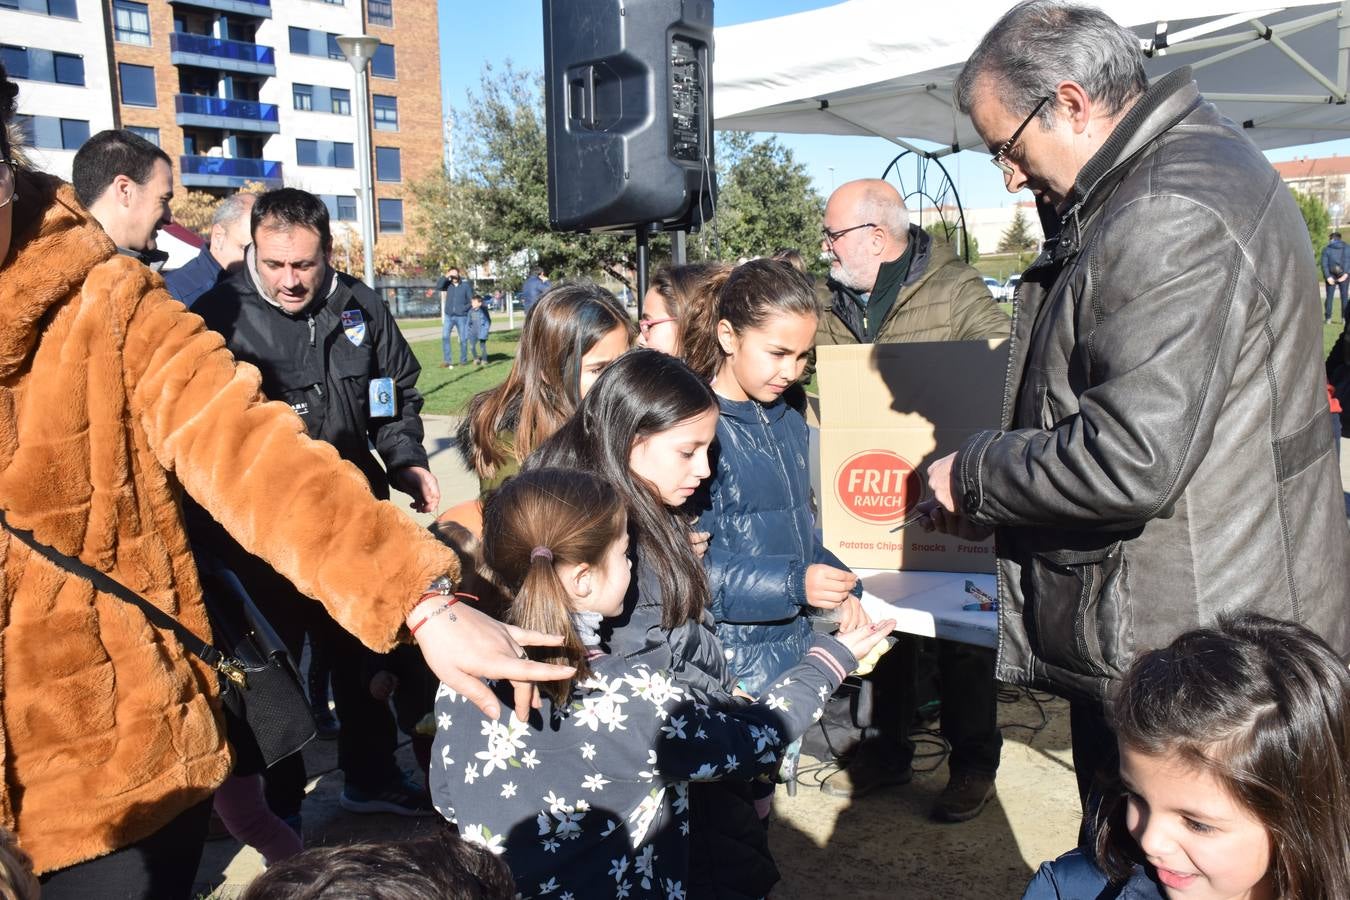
{"left": 170, "top": 31, "right": 275, "bottom": 67}
{"left": 173, "top": 0, "right": 270, "bottom": 17}
{"left": 175, "top": 94, "right": 279, "bottom": 123}
{"left": 180, "top": 155, "right": 282, "bottom": 185}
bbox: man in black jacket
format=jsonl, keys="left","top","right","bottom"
{"left": 195, "top": 188, "right": 441, "bottom": 818}
{"left": 924, "top": 0, "right": 1350, "bottom": 819}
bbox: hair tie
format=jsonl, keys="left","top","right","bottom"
{"left": 531, "top": 546, "right": 553, "bottom": 562}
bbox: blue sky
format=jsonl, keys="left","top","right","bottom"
{"left": 435, "top": 1, "right": 1350, "bottom": 212}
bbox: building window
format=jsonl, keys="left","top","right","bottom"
{"left": 377, "top": 197, "right": 402, "bottom": 233}
{"left": 1, "top": 0, "right": 78, "bottom": 19}
{"left": 118, "top": 63, "right": 157, "bottom": 107}
{"left": 321, "top": 194, "right": 358, "bottom": 221}
{"left": 1, "top": 46, "right": 86, "bottom": 86}
{"left": 126, "top": 125, "right": 159, "bottom": 146}
{"left": 113, "top": 0, "right": 151, "bottom": 45}
{"left": 367, "top": 0, "right": 391, "bottom": 26}
{"left": 373, "top": 94, "right": 397, "bottom": 131}
{"left": 288, "top": 27, "right": 342, "bottom": 59}
{"left": 296, "top": 139, "right": 354, "bottom": 168}
{"left": 293, "top": 83, "right": 312, "bottom": 110}
{"left": 375, "top": 146, "right": 400, "bottom": 182}
{"left": 371, "top": 42, "right": 394, "bottom": 78}
{"left": 330, "top": 87, "right": 350, "bottom": 116}
{"left": 16, "top": 114, "right": 89, "bottom": 150}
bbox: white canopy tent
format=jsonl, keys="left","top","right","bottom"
{"left": 713, "top": 0, "right": 1350, "bottom": 156}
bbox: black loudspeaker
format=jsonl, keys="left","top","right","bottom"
{"left": 542, "top": 0, "right": 716, "bottom": 234}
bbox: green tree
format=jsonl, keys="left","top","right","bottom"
{"left": 700, "top": 132, "right": 824, "bottom": 269}
{"left": 1292, "top": 190, "right": 1331, "bottom": 261}
{"left": 997, "top": 207, "right": 1038, "bottom": 254}
{"left": 924, "top": 221, "right": 980, "bottom": 264}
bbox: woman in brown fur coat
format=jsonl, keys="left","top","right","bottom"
{"left": 0, "top": 66, "right": 572, "bottom": 897}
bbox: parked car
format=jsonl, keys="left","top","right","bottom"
{"left": 982, "top": 276, "right": 1000, "bottom": 298}
{"left": 1000, "top": 274, "right": 1022, "bottom": 302}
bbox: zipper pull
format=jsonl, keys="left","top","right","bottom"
{"left": 307, "top": 314, "right": 316, "bottom": 347}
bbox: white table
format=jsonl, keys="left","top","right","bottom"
{"left": 857, "top": 569, "right": 998, "bottom": 649}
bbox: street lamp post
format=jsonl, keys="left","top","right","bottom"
{"left": 336, "top": 34, "right": 380, "bottom": 288}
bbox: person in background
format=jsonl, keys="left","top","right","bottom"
{"left": 164, "top": 192, "right": 256, "bottom": 307}
{"left": 468, "top": 294, "right": 491, "bottom": 366}
{"left": 193, "top": 188, "right": 444, "bottom": 821}
{"left": 816, "top": 178, "right": 1011, "bottom": 822}
{"left": 71, "top": 128, "right": 173, "bottom": 270}
{"left": 520, "top": 266, "right": 549, "bottom": 313}
{"left": 638, "top": 263, "right": 731, "bottom": 382}
{"left": 439, "top": 266, "right": 474, "bottom": 368}
{"left": 1321, "top": 230, "right": 1349, "bottom": 324}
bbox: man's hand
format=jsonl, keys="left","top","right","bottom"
{"left": 393, "top": 465, "right": 440, "bottom": 514}
{"left": 409, "top": 597, "right": 575, "bottom": 721}
{"left": 805, "top": 564, "right": 858, "bottom": 610}
{"left": 918, "top": 502, "right": 995, "bottom": 542}
{"left": 926, "top": 451, "right": 959, "bottom": 513}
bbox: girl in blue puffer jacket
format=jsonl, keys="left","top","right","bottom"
{"left": 695, "top": 259, "right": 869, "bottom": 699}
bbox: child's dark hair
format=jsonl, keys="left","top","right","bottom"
{"left": 529, "top": 349, "right": 716, "bottom": 630}
{"left": 481, "top": 468, "right": 627, "bottom": 704}
{"left": 647, "top": 263, "right": 731, "bottom": 381}
{"left": 239, "top": 828, "right": 515, "bottom": 900}
{"left": 1096, "top": 614, "right": 1350, "bottom": 898}
{"left": 717, "top": 257, "right": 820, "bottom": 337}
{"left": 464, "top": 283, "right": 634, "bottom": 479}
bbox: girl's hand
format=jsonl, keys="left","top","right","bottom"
{"left": 837, "top": 595, "right": 870, "bottom": 633}
{"left": 835, "top": 619, "right": 896, "bottom": 665}
{"left": 688, "top": 530, "right": 711, "bottom": 559}
{"left": 410, "top": 599, "right": 575, "bottom": 721}
{"left": 805, "top": 564, "right": 858, "bottom": 609}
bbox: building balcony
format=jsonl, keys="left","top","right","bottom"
{"left": 176, "top": 94, "right": 280, "bottom": 133}
{"left": 170, "top": 32, "right": 276, "bottom": 77}
{"left": 180, "top": 155, "right": 282, "bottom": 189}
{"left": 170, "top": 0, "right": 270, "bottom": 19}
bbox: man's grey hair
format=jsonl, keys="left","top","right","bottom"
{"left": 955, "top": 1, "right": 1147, "bottom": 126}
{"left": 212, "top": 191, "right": 256, "bottom": 228}
{"left": 857, "top": 182, "right": 909, "bottom": 241}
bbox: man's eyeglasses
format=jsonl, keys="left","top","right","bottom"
{"left": 991, "top": 96, "right": 1052, "bottom": 178}
{"left": 821, "top": 222, "right": 876, "bottom": 248}
{"left": 0, "top": 160, "right": 17, "bottom": 211}
{"left": 638, "top": 316, "right": 677, "bottom": 336}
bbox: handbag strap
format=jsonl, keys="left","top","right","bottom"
{"left": 0, "top": 509, "right": 245, "bottom": 683}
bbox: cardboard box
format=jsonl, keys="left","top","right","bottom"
{"left": 815, "top": 340, "right": 1008, "bottom": 572}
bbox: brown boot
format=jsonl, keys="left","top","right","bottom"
{"left": 931, "top": 771, "right": 996, "bottom": 822}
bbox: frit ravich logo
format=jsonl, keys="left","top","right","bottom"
{"left": 835, "top": 449, "right": 920, "bottom": 525}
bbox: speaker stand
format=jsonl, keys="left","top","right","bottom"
{"left": 635, "top": 225, "right": 652, "bottom": 317}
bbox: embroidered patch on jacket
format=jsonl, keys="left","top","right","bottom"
{"left": 341, "top": 308, "right": 367, "bottom": 346}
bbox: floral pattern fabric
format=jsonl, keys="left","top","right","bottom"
{"left": 430, "top": 640, "right": 853, "bottom": 899}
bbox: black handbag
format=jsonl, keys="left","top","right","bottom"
{"left": 0, "top": 511, "right": 315, "bottom": 774}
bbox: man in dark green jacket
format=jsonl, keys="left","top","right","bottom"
{"left": 817, "top": 179, "right": 1009, "bottom": 823}
{"left": 817, "top": 179, "right": 1009, "bottom": 345}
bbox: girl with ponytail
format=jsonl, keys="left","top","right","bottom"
{"left": 431, "top": 467, "right": 894, "bottom": 900}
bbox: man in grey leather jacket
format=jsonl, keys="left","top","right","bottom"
{"left": 924, "top": 0, "right": 1350, "bottom": 812}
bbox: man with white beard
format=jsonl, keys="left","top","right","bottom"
{"left": 814, "top": 178, "right": 1009, "bottom": 821}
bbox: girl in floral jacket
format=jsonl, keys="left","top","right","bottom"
{"left": 431, "top": 469, "right": 892, "bottom": 900}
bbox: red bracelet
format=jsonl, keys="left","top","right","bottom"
{"left": 409, "top": 592, "right": 479, "bottom": 637}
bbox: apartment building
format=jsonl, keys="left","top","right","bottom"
{"left": 1274, "top": 154, "right": 1350, "bottom": 224}
{"left": 1, "top": 0, "right": 441, "bottom": 253}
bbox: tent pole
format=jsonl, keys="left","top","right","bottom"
{"left": 1340, "top": 0, "right": 1350, "bottom": 96}
{"left": 1253, "top": 17, "right": 1347, "bottom": 100}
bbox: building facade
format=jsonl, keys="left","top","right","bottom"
{"left": 1, "top": 0, "right": 441, "bottom": 255}
{"left": 1273, "top": 155, "right": 1350, "bottom": 226}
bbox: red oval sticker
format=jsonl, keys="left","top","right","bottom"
{"left": 834, "top": 449, "right": 920, "bottom": 525}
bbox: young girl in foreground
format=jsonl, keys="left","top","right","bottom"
{"left": 695, "top": 259, "right": 867, "bottom": 698}
{"left": 430, "top": 468, "right": 893, "bottom": 900}
{"left": 1024, "top": 614, "right": 1350, "bottom": 900}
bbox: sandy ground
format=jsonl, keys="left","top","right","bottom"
{"left": 192, "top": 413, "right": 1350, "bottom": 898}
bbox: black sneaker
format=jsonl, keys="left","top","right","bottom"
{"left": 339, "top": 774, "right": 436, "bottom": 817}
{"left": 931, "top": 771, "right": 996, "bottom": 823}
{"left": 312, "top": 705, "right": 340, "bottom": 741}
